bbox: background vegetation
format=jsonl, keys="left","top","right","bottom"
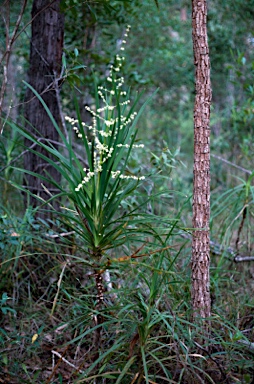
{"left": 0, "top": 0, "right": 254, "bottom": 383}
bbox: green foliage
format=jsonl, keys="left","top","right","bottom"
{"left": 228, "top": 52, "right": 254, "bottom": 159}
{"left": 1, "top": 1, "right": 254, "bottom": 382}
{"left": 208, "top": 0, "right": 254, "bottom": 104}
{"left": 0, "top": 205, "right": 42, "bottom": 299}
{"left": 61, "top": 0, "right": 142, "bottom": 92}
{"left": 0, "top": 293, "right": 16, "bottom": 316}
{"left": 211, "top": 172, "right": 254, "bottom": 253}
{"left": 0, "top": 126, "right": 23, "bottom": 207}
{"left": 10, "top": 47, "right": 160, "bottom": 261}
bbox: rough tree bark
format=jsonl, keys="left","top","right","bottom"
{"left": 191, "top": 0, "right": 212, "bottom": 331}
{"left": 24, "top": 0, "right": 64, "bottom": 220}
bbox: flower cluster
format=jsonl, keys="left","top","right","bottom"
{"left": 111, "top": 170, "right": 145, "bottom": 181}
{"left": 65, "top": 25, "right": 145, "bottom": 193}
{"left": 65, "top": 116, "right": 85, "bottom": 139}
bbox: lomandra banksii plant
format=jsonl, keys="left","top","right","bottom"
{"left": 9, "top": 25, "right": 155, "bottom": 313}
{"left": 63, "top": 29, "right": 146, "bottom": 257}
{"left": 62, "top": 28, "right": 147, "bottom": 255}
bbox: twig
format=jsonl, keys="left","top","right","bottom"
{"left": 0, "top": 138, "right": 45, "bottom": 173}
{"left": 50, "top": 262, "right": 67, "bottom": 317}
{"left": 236, "top": 339, "right": 254, "bottom": 353}
{"left": 235, "top": 205, "right": 248, "bottom": 252}
{"left": 0, "top": 0, "right": 28, "bottom": 133}
{"left": 194, "top": 341, "right": 230, "bottom": 383}
{"left": 46, "top": 346, "right": 69, "bottom": 383}
{"left": 224, "top": 205, "right": 247, "bottom": 247}
{"left": 44, "top": 231, "right": 75, "bottom": 238}
{"left": 211, "top": 154, "right": 252, "bottom": 175}
{"left": 51, "top": 350, "right": 85, "bottom": 373}
{"left": 53, "top": 67, "right": 69, "bottom": 139}
{"left": 108, "top": 244, "right": 174, "bottom": 265}
{"left": 0, "top": 0, "right": 28, "bottom": 66}
{"left": 0, "top": 137, "right": 88, "bottom": 173}
{"left": 234, "top": 255, "right": 254, "bottom": 262}
{"left": 1, "top": 0, "right": 58, "bottom": 65}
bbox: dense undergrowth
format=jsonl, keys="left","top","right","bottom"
{"left": 0, "top": 25, "right": 254, "bottom": 384}
{"left": 0, "top": 204, "right": 254, "bottom": 383}
{"left": 0, "top": 154, "right": 254, "bottom": 383}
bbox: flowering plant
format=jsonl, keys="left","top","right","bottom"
{"left": 11, "top": 25, "right": 155, "bottom": 258}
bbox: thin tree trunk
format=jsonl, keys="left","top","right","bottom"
{"left": 24, "top": 0, "right": 64, "bottom": 221}
{"left": 191, "top": 0, "right": 212, "bottom": 332}
{"left": 0, "top": 0, "right": 28, "bottom": 132}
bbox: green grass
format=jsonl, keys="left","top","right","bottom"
{"left": 0, "top": 201, "right": 253, "bottom": 383}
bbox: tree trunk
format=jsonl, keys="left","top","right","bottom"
{"left": 24, "top": 0, "right": 64, "bottom": 221}
{"left": 191, "top": 0, "right": 212, "bottom": 331}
